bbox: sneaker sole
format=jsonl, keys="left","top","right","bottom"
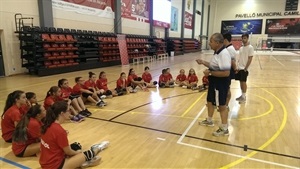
{"left": 198, "top": 122, "right": 214, "bottom": 127}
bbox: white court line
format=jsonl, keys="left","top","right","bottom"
{"left": 176, "top": 106, "right": 299, "bottom": 169}
{"left": 177, "top": 106, "right": 206, "bottom": 143}
{"left": 271, "top": 55, "right": 285, "bottom": 67}
{"left": 177, "top": 142, "right": 298, "bottom": 169}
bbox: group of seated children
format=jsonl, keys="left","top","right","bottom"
{"left": 1, "top": 91, "right": 109, "bottom": 168}
{"left": 174, "top": 68, "right": 209, "bottom": 91}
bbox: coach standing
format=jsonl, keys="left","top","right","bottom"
{"left": 196, "top": 33, "right": 231, "bottom": 137}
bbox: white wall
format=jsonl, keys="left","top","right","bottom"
{"left": 0, "top": 0, "right": 40, "bottom": 76}
{"left": 209, "top": 0, "right": 300, "bottom": 47}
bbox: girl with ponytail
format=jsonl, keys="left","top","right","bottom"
{"left": 1, "top": 90, "right": 27, "bottom": 142}
{"left": 85, "top": 71, "right": 107, "bottom": 99}
{"left": 12, "top": 104, "right": 46, "bottom": 157}
{"left": 58, "top": 79, "right": 92, "bottom": 117}
{"left": 39, "top": 101, "right": 109, "bottom": 169}
{"left": 44, "top": 86, "right": 84, "bottom": 122}
{"left": 96, "top": 71, "right": 118, "bottom": 97}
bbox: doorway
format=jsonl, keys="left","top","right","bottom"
{"left": 0, "top": 33, "right": 5, "bottom": 77}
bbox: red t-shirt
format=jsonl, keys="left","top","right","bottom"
{"left": 127, "top": 74, "right": 138, "bottom": 86}
{"left": 159, "top": 74, "right": 169, "bottom": 83}
{"left": 72, "top": 83, "right": 88, "bottom": 95}
{"left": 96, "top": 78, "right": 108, "bottom": 91}
{"left": 44, "top": 96, "right": 63, "bottom": 110}
{"left": 84, "top": 80, "right": 96, "bottom": 89}
{"left": 40, "top": 123, "right": 69, "bottom": 169}
{"left": 176, "top": 74, "right": 187, "bottom": 82}
{"left": 167, "top": 73, "right": 173, "bottom": 80}
{"left": 60, "top": 87, "right": 73, "bottom": 99}
{"left": 116, "top": 78, "right": 128, "bottom": 89}
{"left": 19, "top": 104, "right": 30, "bottom": 115}
{"left": 1, "top": 105, "right": 22, "bottom": 141}
{"left": 188, "top": 74, "right": 198, "bottom": 83}
{"left": 12, "top": 118, "right": 42, "bottom": 155}
{"left": 202, "top": 76, "right": 209, "bottom": 85}
{"left": 142, "top": 72, "right": 152, "bottom": 83}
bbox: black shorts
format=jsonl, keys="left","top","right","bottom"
{"left": 69, "top": 94, "right": 80, "bottom": 100}
{"left": 5, "top": 138, "right": 12, "bottom": 143}
{"left": 229, "top": 68, "right": 235, "bottom": 80}
{"left": 207, "top": 76, "right": 230, "bottom": 106}
{"left": 15, "top": 146, "right": 28, "bottom": 157}
{"left": 235, "top": 70, "right": 249, "bottom": 82}
{"left": 82, "top": 92, "right": 92, "bottom": 98}
{"left": 58, "top": 158, "right": 65, "bottom": 169}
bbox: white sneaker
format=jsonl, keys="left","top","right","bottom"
{"left": 182, "top": 85, "right": 187, "bottom": 89}
{"left": 100, "top": 95, "right": 106, "bottom": 99}
{"left": 81, "top": 156, "right": 101, "bottom": 168}
{"left": 236, "top": 95, "right": 243, "bottom": 101}
{"left": 239, "top": 97, "right": 246, "bottom": 103}
{"left": 91, "top": 141, "right": 110, "bottom": 155}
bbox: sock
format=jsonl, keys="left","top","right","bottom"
{"left": 242, "top": 93, "right": 246, "bottom": 98}
{"left": 83, "top": 149, "right": 95, "bottom": 161}
{"left": 207, "top": 117, "right": 212, "bottom": 122}
{"left": 222, "top": 124, "right": 228, "bottom": 130}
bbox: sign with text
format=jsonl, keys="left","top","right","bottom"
{"left": 53, "top": 0, "right": 114, "bottom": 18}
{"left": 121, "top": 0, "right": 149, "bottom": 22}
{"left": 265, "top": 18, "right": 300, "bottom": 35}
{"left": 285, "top": 0, "right": 299, "bottom": 11}
{"left": 221, "top": 19, "right": 262, "bottom": 35}
{"left": 184, "top": 11, "right": 193, "bottom": 29}
{"left": 235, "top": 11, "right": 300, "bottom": 18}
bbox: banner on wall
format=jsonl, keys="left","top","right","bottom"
{"left": 121, "top": 0, "right": 149, "bottom": 22}
{"left": 52, "top": 0, "right": 114, "bottom": 18}
{"left": 184, "top": 11, "right": 193, "bottom": 29}
{"left": 265, "top": 18, "right": 300, "bottom": 35}
{"left": 221, "top": 19, "right": 263, "bottom": 35}
{"left": 171, "top": 6, "right": 178, "bottom": 31}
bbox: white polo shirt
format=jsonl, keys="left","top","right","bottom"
{"left": 209, "top": 46, "right": 231, "bottom": 71}
{"left": 238, "top": 45, "right": 254, "bottom": 69}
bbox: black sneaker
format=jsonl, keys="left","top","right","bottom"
{"left": 84, "top": 109, "right": 92, "bottom": 116}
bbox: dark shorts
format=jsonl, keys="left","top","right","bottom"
{"left": 229, "top": 68, "right": 235, "bottom": 80}
{"left": 235, "top": 70, "right": 249, "bottom": 82}
{"left": 5, "top": 138, "right": 12, "bottom": 143}
{"left": 82, "top": 92, "right": 92, "bottom": 98}
{"left": 15, "top": 146, "right": 28, "bottom": 157}
{"left": 58, "top": 158, "right": 65, "bottom": 169}
{"left": 207, "top": 76, "right": 230, "bottom": 106}
{"left": 69, "top": 94, "right": 80, "bottom": 100}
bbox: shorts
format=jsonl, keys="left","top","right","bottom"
{"left": 58, "top": 158, "right": 65, "bottom": 169}
{"left": 82, "top": 92, "right": 92, "bottom": 98}
{"left": 15, "top": 146, "right": 28, "bottom": 157}
{"left": 5, "top": 138, "right": 12, "bottom": 143}
{"left": 235, "top": 70, "right": 249, "bottom": 82}
{"left": 207, "top": 76, "right": 230, "bottom": 106}
{"left": 229, "top": 68, "right": 235, "bottom": 80}
{"left": 69, "top": 94, "right": 80, "bottom": 100}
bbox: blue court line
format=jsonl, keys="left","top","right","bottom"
{"left": 0, "top": 157, "right": 30, "bottom": 169}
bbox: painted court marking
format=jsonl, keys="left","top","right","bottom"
{"left": 0, "top": 157, "right": 30, "bottom": 169}
{"left": 176, "top": 106, "right": 298, "bottom": 169}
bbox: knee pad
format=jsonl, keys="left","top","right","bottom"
{"left": 169, "top": 82, "right": 174, "bottom": 86}
{"left": 153, "top": 81, "right": 158, "bottom": 85}
{"left": 137, "top": 77, "right": 142, "bottom": 81}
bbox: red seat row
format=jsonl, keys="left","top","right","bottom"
{"left": 42, "top": 34, "right": 76, "bottom": 42}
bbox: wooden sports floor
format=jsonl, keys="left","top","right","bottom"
{"left": 0, "top": 51, "right": 299, "bottom": 169}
